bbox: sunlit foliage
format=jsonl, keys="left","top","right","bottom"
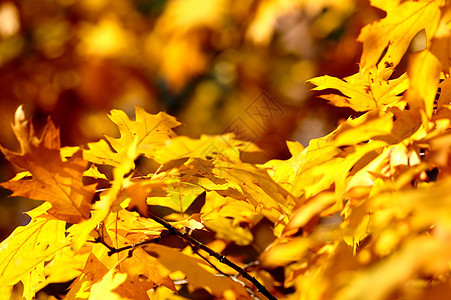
{"left": 1, "top": 0, "right": 451, "bottom": 299}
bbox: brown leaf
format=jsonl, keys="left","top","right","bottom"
{"left": 1, "top": 107, "right": 95, "bottom": 223}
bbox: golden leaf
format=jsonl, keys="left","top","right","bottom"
{"left": 358, "top": 0, "right": 443, "bottom": 75}
{"left": 0, "top": 207, "right": 66, "bottom": 294}
{"left": 337, "top": 236, "right": 451, "bottom": 300}
{"left": 151, "top": 134, "right": 251, "bottom": 164}
{"left": 144, "top": 244, "right": 249, "bottom": 298}
{"left": 88, "top": 268, "right": 128, "bottom": 300}
{"left": 308, "top": 72, "right": 408, "bottom": 112}
{"left": 406, "top": 49, "right": 441, "bottom": 118}
{"left": 84, "top": 107, "right": 180, "bottom": 167}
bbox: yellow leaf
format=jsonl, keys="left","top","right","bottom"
{"left": 144, "top": 244, "right": 249, "bottom": 298}
{"left": 201, "top": 191, "right": 261, "bottom": 225}
{"left": 292, "top": 140, "right": 387, "bottom": 198}
{"left": 430, "top": 4, "right": 451, "bottom": 72}
{"left": 88, "top": 268, "right": 128, "bottom": 300}
{"left": 84, "top": 107, "right": 180, "bottom": 167}
{"left": 120, "top": 248, "right": 175, "bottom": 292}
{"left": 337, "top": 236, "right": 451, "bottom": 300}
{"left": 65, "top": 252, "right": 109, "bottom": 300}
{"left": 121, "top": 177, "right": 169, "bottom": 217}
{"left": 346, "top": 143, "right": 419, "bottom": 192}
{"left": 284, "top": 192, "right": 337, "bottom": 235}
{"left": 84, "top": 164, "right": 107, "bottom": 180}
{"left": 308, "top": 72, "right": 408, "bottom": 112}
{"left": 204, "top": 217, "right": 254, "bottom": 246}
{"left": 67, "top": 233, "right": 172, "bottom": 300}
{"left": 84, "top": 139, "right": 122, "bottom": 168}
{"left": 331, "top": 110, "right": 394, "bottom": 146}
{"left": 151, "top": 134, "right": 249, "bottom": 164}
{"left": 74, "top": 109, "right": 180, "bottom": 246}
{"left": 286, "top": 140, "right": 304, "bottom": 156}
{"left": 372, "top": 178, "right": 451, "bottom": 232}
{"left": 21, "top": 264, "right": 45, "bottom": 300}
{"left": 0, "top": 211, "right": 66, "bottom": 294}
{"left": 0, "top": 286, "right": 12, "bottom": 299}
{"left": 147, "top": 177, "right": 204, "bottom": 214}
{"left": 260, "top": 237, "right": 312, "bottom": 268}
{"left": 263, "top": 141, "right": 306, "bottom": 192}
{"left": 406, "top": 49, "right": 441, "bottom": 118}
{"left": 215, "top": 159, "right": 296, "bottom": 221}
{"left": 200, "top": 192, "right": 263, "bottom": 243}
{"left": 60, "top": 146, "right": 81, "bottom": 159}
{"left": 41, "top": 246, "right": 90, "bottom": 288}
{"left": 101, "top": 209, "right": 175, "bottom": 292}
{"left": 358, "top": 0, "right": 442, "bottom": 75}
{"left": 342, "top": 213, "right": 370, "bottom": 254}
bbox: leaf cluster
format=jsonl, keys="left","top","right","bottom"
{"left": 2, "top": 1, "right": 451, "bottom": 299}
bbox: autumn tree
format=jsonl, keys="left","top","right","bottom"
{"left": 2, "top": 0, "right": 451, "bottom": 299}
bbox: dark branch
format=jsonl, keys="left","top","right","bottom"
{"left": 148, "top": 213, "right": 277, "bottom": 300}
{"left": 104, "top": 230, "right": 170, "bottom": 256}
{"left": 96, "top": 214, "right": 277, "bottom": 300}
{"left": 191, "top": 245, "right": 261, "bottom": 300}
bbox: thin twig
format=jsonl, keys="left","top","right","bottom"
{"left": 97, "top": 215, "right": 276, "bottom": 300}
{"left": 151, "top": 164, "right": 164, "bottom": 179}
{"left": 190, "top": 245, "right": 225, "bottom": 275}
{"left": 105, "top": 231, "right": 170, "bottom": 256}
{"left": 148, "top": 213, "right": 277, "bottom": 300}
{"left": 191, "top": 245, "right": 261, "bottom": 300}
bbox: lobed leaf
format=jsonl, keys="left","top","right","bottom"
{"left": 1, "top": 112, "right": 95, "bottom": 223}
{"left": 0, "top": 209, "right": 66, "bottom": 296}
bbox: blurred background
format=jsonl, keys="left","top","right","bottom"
{"left": 0, "top": 0, "right": 382, "bottom": 240}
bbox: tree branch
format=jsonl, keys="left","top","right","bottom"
{"left": 105, "top": 230, "right": 170, "bottom": 256}
{"left": 98, "top": 213, "right": 277, "bottom": 300}
{"left": 190, "top": 245, "right": 261, "bottom": 300}
{"left": 148, "top": 213, "right": 277, "bottom": 300}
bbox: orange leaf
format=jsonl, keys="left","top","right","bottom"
{"left": 1, "top": 107, "right": 95, "bottom": 223}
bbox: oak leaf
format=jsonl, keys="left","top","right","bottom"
{"left": 0, "top": 205, "right": 66, "bottom": 299}
{"left": 1, "top": 107, "right": 95, "bottom": 223}
{"left": 151, "top": 134, "right": 256, "bottom": 164}
{"left": 292, "top": 138, "right": 387, "bottom": 198}
{"left": 88, "top": 268, "right": 128, "bottom": 300}
{"left": 308, "top": 72, "right": 408, "bottom": 112}
{"left": 264, "top": 141, "right": 305, "bottom": 193}
{"left": 84, "top": 107, "right": 180, "bottom": 167}
{"left": 358, "top": 0, "right": 442, "bottom": 75}
{"left": 101, "top": 209, "right": 176, "bottom": 292}
{"left": 201, "top": 192, "right": 262, "bottom": 245}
